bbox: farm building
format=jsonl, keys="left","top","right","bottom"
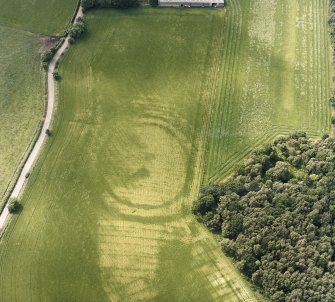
{"left": 158, "top": 0, "right": 225, "bottom": 7}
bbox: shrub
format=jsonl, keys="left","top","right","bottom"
{"left": 41, "top": 48, "right": 56, "bottom": 70}
{"left": 53, "top": 71, "right": 61, "bottom": 80}
{"left": 7, "top": 198, "right": 20, "bottom": 214}
{"left": 42, "top": 62, "right": 49, "bottom": 71}
{"left": 41, "top": 50, "right": 53, "bottom": 63}
{"left": 68, "top": 37, "right": 75, "bottom": 44}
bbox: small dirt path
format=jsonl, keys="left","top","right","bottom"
{"left": 0, "top": 6, "right": 83, "bottom": 230}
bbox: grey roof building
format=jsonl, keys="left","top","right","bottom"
{"left": 158, "top": 0, "right": 225, "bottom": 7}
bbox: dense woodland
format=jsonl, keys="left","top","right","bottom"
{"left": 194, "top": 132, "right": 335, "bottom": 301}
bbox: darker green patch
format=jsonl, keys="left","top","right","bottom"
{"left": 129, "top": 167, "right": 150, "bottom": 181}
{"left": 154, "top": 240, "right": 214, "bottom": 302}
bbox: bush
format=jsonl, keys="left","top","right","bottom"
{"left": 68, "top": 37, "right": 75, "bottom": 44}
{"left": 42, "top": 62, "right": 49, "bottom": 71}
{"left": 41, "top": 50, "right": 53, "bottom": 63}
{"left": 53, "top": 71, "right": 61, "bottom": 80}
{"left": 7, "top": 198, "right": 20, "bottom": 214}
{"left": 41, "top": 48, "right": 57, "bottom": 70}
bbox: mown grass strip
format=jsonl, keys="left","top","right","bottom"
{"left": 204, "top": 0, "right": 331, "bottom": 184}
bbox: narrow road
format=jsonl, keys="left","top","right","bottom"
{"left": 0, "top": 6, "right": 83, "bottom": 230}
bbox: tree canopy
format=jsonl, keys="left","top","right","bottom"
{"left": 194, "top": 132, "right": 335, "bottom": 301}
{"left": 68, "top": 17, "right": 87, "bottom": 43}
{"left": 7, "top": 198, "right": 20, "bottom": 214}
{"left": 81, "top": 0, "right": 140, "bottom": 11}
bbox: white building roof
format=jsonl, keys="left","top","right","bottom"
{"left": 159, "top": 0, "right": 224, "bottom": 3}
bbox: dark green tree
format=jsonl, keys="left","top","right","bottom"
{"left": 149, "top": 0, "right": 159, "bottom": 6}
{"left": 112, "top": 0, "right": 139, "bottom": 8}
{"left": 7, "top": 198, "right": 20, "bottom": 214}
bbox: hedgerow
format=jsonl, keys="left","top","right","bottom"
{"left": 68, "top": 16, "right": 87, "bottom": 43}
{"left": 81, "top": 0, "right": 140, "bottom": 11}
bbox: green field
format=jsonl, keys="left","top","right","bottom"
{"left": 0, "top": 0, "right": 78, "bottom": 207}
{"left": 0, "top": 8, "right": 260, "bottom": 302}
{"left": 204, "top": 0, "right": 331, "bottom": 183}
{"left": 0, "top": 27, "right": 43, "bottom": 202}
{"left": 0, "top": 0, "right": 78, "bottom": 34}
{"left": 0, "top": 0, "right": 331, "bottom": 301}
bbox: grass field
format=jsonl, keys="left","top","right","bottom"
{"left": 204, "top": 0, "right": 331, "bottom": 183}
{"left": 0, "top": 26, "right": 43, "bottom": 204}
{"left": 0, "top": 0, "right": 78, "bottom": 208}
{"left": 0, "top": 1, "right": 331, "bottom": 301}
{"left": 0, "top": 8, "right": 261, "bottom": 302}
{"left": 0, "top": 0, "right": 78, "bottom": 35}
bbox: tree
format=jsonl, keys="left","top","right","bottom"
{"left": 192, "top": 194, "right": 216, "bottom": 216}
{"left": 149, "top": 0, "right": 159, "bottom": 6}
{"left": 225, "top": 214, "right": 244, "bottom": 239}
{"left": 81, "top": 0, "right": 139, "bottom": 9}
{"left": 266, "top": 161, "right": 291, "bottom": 182}
{"left": 112, "top": 0, "right": 139, "bottom": 8}
{"left": 68, "top": 17, "right": 87, "bottom": 41}
{"left": 81, "top": 0, "right": 96, "bottom": 11}
{"left": 7, "top": 198, "right": 20, "bottom": 214}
